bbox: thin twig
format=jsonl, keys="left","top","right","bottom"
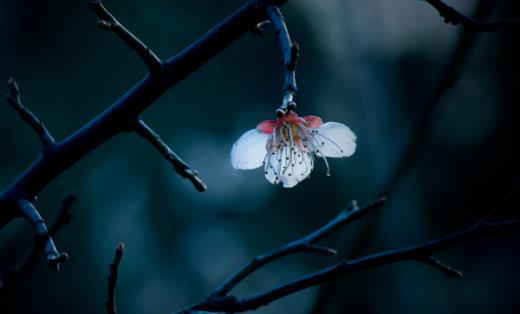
{"left": 106, "top": 243, "right": 124, "bottom": 314}
{"left": 418, "top": 256, "right": 463, "bottom": 278}
{"left": 212, "top": 198, "right": 386, "bottom": 297}
{"left": 424, "top": 0, "right": 520, "bottom": 32}
{"left": 17, "top": 199, "right": 68, "bottom": 271}
{"left": 5, "top": 78, "right": 55, "bottom": 148}
{"left": 181, "top": 217, "right": 519, "bottom": 313}
{"left": 87, "top": 0, "right": 163, "bottom": 72}
{"left": 134, "top": 120, "right": 207, "bottom": 192}
{"left": 0, "top": 194, "right": 75, "bottom": 289}
{"left": 267, "top": 6, "right": 299, "bottom": 116}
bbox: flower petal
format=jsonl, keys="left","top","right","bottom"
{"left": 265, "top": 146, "right": 313, "bottom": 188}
{"left": 303, "top": 115, "right": 323, "bottom": 128}
{"left": 257, "top": 120, "right": 277, "bottom": 134}
{"left": 231, "top": 129, "right": 269, "bottom": 169}
{"left": 314, "top": 122, "right": 356, "bottom": 158}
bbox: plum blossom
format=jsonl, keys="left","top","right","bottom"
{"left": 231, "top": 112, "right": 356, "bottom": 188}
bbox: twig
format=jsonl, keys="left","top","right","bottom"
{"left": 267, "top": 6, "right": 299, "bottom": 116}
{"left": 17, "top": 199, "right": 68, "bottom": 271}
{"left": 5, "top": 78, "right": 55, "bottom": 148}
{"left": 87, "top": 0, "right": 163, "bottom": 72}
{"left": 0, "top": 194, "right": 75, "bottom": 289}
{"left": 424, "top": 0, "right": 520, "bottom": 32}
{"left": 418, "top": 256, "right": 463, "bottom": 278}
{"left": 180, "top": 215, "right": 519, "bottom": 313}
{"left": 134, "top": 120, "right": 207, "bottom": 192}
{"left": 212, "top": 197, "right": 387, "bottom": 297}
{"left": 106, "top": 243, "right": 124, "bottom": 314}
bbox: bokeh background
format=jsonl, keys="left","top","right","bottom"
{"left": 1, "top": 0, "right": 519, "bottom": 313}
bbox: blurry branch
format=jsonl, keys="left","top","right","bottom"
{"left": 106, "top": 243, "right": 124, "bottom": 314}
{"left": 177, "top": 199, "right": 519, "bottom": 313}
{"left": 0, "top": 194, "right": 74, "bottom": 289}
{"left": 424, "top": 0, "right": 520, "bottom": 32}
{"left": 267, "top": 6, "right": 299, "bottom": 116}
{"left": 0, "top": 0, "right": 290, "bottom": 230}
{"left": 5, "top": 78, "right": 55, "bottom": 148}
{"left": 134, "top": 120, "right": 207, "bottom": 192}
{"left": 311, "top": 2, "right": 510, "bottom": 311}
{"left": 212, "top": 197, "right": 387, "bottom": 297}
{"left": 87, "top": 0, "right": 163, "bottom": 72}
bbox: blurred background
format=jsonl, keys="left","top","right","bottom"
{"left": 0, "top": 0, "right": 519, "bottom": 313}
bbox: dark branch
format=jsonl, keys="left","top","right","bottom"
{"left": 0, "top": 194, "right": 75, "bottom": 289}
{"left": 87, "top": 0, "right": 163, "bottom": 72}
{"left": 0, "top": 0, "right": 289, "bottom": 229}
{"left": 134, "top": 120, "right": 207, "bottom": 192}
{"left": 424, "top": 0, "right": 520, "bottom": 32}
{"left": 267, "top": 6, "right": 299, "bottom": 116}
{"left": 5, "top": 78, "right": 55, "bottom": 147}
{"left": 17, "top": 199, "right": 68, "bottom": 271}
{"left": 106, "top": 243, "right": 124, "bottom": 314}
{"left": 418, "top": 256, "right": 463, "bottom": 278}
{"left": 212, "top": 198, "right": 387, "bottom": 297}
{"left": 183, "top": 216, "right": 519, "bottom": 313}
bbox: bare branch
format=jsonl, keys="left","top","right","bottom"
{"left": 0, "top": 0, "right": 289, "bottom": 230}
{"left": 0, "top": 194, "right": 75, "bottom": 289}
{"left": 87, "top": 0, "right": 163, "bottom": 72}
{"left": 418, "top": 256, "right": 463, "bottom": 278}
{"left": 134, "top": 120, "right": 207, "bottom": 192}
{"left": 5, "top": 78, "right": 55, "bottom": 148}
{"left": 106, "top": 243, "right": 124, "bottom": 314}
{"left": 267, "top": 6, "right": 299, "bottom": 116}
{"left": 182, "top": 215, "right": 519, "bottom": 313}
{"left": 212, "top": 197, "right": 387, "bottom": 297}
{"left": 17, "top": 199, "right": 68, "bottom": 271}
{"left": 424, "top": 0, "right": 520, "bottom": 32}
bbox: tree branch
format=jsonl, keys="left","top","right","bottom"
{"left": 106, "top": 243, "right": 124, "bottom": 314}
{"left": 0, "top": 0, "right": 289, "bottom": 230}
{"left": 266, "top": 6, "right": 299, "bottom": 116}
{"left": 17, "top": 199, "right": 68, "bottom": 271}
{"left": 423, "top": 0, "right": 520, "bottom": 32}
{"left": 180, "top": 212, "right": 518, "bottom": 313}
{"left": 0, "top": 194, "right": 75, "bottom": 289}
{"left": 134, "top": 120, "right": 207, "bottom": 192}
{"left": 5, "top": 78, "right": 55, "bottom": 148}
{"left": 212, "top": 197, "right": 387, "bottom": 297}
{"left": 87, "top": 0, "right": 163, "bottom": 72}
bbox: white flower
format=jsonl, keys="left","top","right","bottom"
{"left": 231, "top": 112, "right": 356, "bottom": 188}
